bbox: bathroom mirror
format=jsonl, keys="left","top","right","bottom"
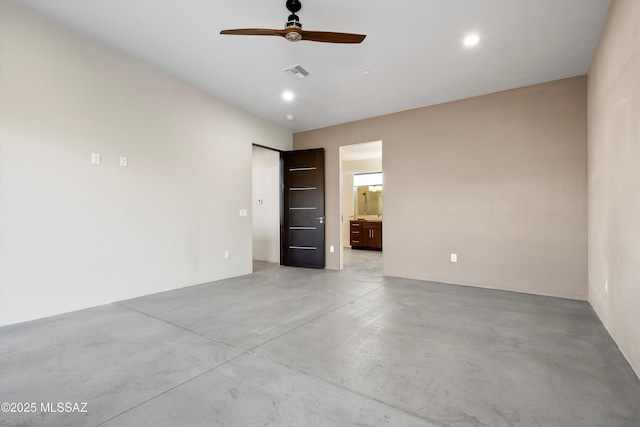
{"left": 355, "top": 185, "right": 383, "bottom": 216}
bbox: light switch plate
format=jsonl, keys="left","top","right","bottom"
{"left": 239, "top": 210, "right": 248, "bottom": 217}
{"left": 91, "top": 153, "right": 101, "bottom": 165}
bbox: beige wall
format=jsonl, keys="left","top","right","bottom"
{"left": 588, "top": 0, "right": 640, "bottom": 377}
{"left": 0, "top": 2, "right": 291, "bottom": 325}
{"left": 294, "top": 76, "right": 588, "bottom": 300}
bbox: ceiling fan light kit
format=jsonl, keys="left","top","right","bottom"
{"left": 220, "top": 0, "right": 366, "bottom": 44}
{"left": 285, "top": 30, "right": 303, "bottom": 42}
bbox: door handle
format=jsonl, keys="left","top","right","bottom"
{"left": 315, "top": 216, "right": 325, "bottom": 224}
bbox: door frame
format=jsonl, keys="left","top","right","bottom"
{"left": 338, "top": 141, "right": 383, "bottom": 271}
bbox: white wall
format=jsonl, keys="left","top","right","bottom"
{"left": 341, "top": 172, "right": 355, "bottom": 248}
{"left": 588, "top": 0, "right": 640, "bottom": 377}
{"left": 252, "top": 146, "right": 280, "bottom": 263}
{"left": 0, "top": 2, "right": 292, "bottom": 326}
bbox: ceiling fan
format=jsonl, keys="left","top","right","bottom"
{"left": 220, "top": 0, "right": 366, "bottom": 44}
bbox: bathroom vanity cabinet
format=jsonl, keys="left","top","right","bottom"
{"left": 350, "top": 220, "right": 382, "bottom": 251}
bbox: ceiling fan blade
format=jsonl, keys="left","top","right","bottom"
{"left": 220, "top": 28, "right": 286, "bottom": 38}
{"left": 300, "top": 30, "right": 366, "bottom": 44}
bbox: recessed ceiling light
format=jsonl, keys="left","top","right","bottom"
{"left": 282, "top": 91, "right": 294, "bottom": 101}
{"left": 362, "top": 70, "right": 370, "bottom": 75}
{"left": 464, "top": 34, "right": 480, "bottom": 46}
{"left": 286, "top": 115, "right": 295, "bottom": 121}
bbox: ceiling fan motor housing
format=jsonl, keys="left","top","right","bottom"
{"left": 286, "top": 14, "right": 302, "bottom": 30}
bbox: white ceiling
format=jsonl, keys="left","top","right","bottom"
{"left": 15, "top": 0, "right": 610, "bottom": 134}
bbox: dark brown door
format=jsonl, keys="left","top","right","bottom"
{"left": 281, "top": 148, "right": 325, "bottom": 268}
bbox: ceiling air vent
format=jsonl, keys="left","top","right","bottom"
{"left": 284, "top": 65, "right": 310, "bottom": 80}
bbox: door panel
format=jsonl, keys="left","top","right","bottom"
{"left": 288, "top": 191, "right": 318, "bottom": 208}
{"left": 288, "top": 171, "right": 318, "bottom": 188}
{"left": 281, "top": 148, "right": 325, "bottom": 269}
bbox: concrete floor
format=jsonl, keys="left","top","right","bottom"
{"left": 1, "top": 262, "right": 639, "bottom": 427}
{"left": 342, "top": 248, "right": 383, "bottom": 275}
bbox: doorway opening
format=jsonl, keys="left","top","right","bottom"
{"left": 339, "top": 141, "right": 383, "bottom": 275}
{"left": 251, "top": 145, "right": 280, "bottom": 267}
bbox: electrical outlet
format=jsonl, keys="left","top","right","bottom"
{"left": 224, "top": 251, "right": 230, "bottom": 259}
{"left": 239, "top": 210, "right": 248, "bottom": 218}
{"left": 330, "top": 245, "right": 335, "bottom": 253}
{"left": 91, "top": 153, "right": 101, "bottom": 165}
{"left": 120, "top": 157, "right": 128, "bottom": 167}
{"left": 451, "top": 253, "right": 458, "bottom": 263}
